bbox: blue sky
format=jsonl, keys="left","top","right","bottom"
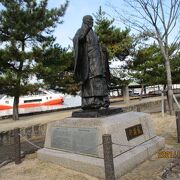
{"left": 48, "top": 0, "right": 122, "bottom": 47}
{"left": 1, "top": 0, "right": 177, "bottom": 47}
{"left": 48, "top": 0, "right": 179, "bottom": 48}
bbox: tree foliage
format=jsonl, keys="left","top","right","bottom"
{"left": 94, "top": 6, "right": 133, "bottom": 61}
{"left": 128, "top": 43, "right": 180, "bottom": 86}
{"left": 34, "top": 44, "right": 79, "bottom": 95}
{"left": 93, "top": 7, "right": 134, "bottom": 88}
{"left": 171, "top": 51, "right": 180, "bottom": 84}
{"left": 0, "top": 0, "right": 68, "bottom": 119}
{"left": 109, "top": 0, "right": 180, "bottom": 114}
{"left": 129, "top": 44, "right": 166, "bottom": 85}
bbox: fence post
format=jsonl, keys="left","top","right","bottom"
{"left": 176, "top": 111, "right": 180, "bottom": 143}
{"left": 14, "top": 128, "right": 21, "bottom": 164}
{"left": 102, "top": 134, "right": 115, "bottom": 180}
{"left": 161, "top": 92, "right": 164, "bottom": 117}
{"left": 162, "top": 90, "right": 167, "bottom": 113}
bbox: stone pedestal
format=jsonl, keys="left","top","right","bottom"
{"left": 37, "top": 112, "right": 165, "bottom": 179}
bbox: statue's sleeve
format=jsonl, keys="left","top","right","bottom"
{"left": 73, "top": 30, "right": 81, "bottom": 80}
{"left": 73, "top": 28, "right": 89, "bottom": 82}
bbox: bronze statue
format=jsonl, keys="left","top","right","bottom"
{"left": 73, "top": 15, "right": 110, "bottom": 110}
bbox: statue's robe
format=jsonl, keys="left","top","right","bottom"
{"left": 73, "top": 25, "right": 109, "bottom": 109}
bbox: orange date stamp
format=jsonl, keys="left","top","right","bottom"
{"left": 158, "top": 151, "right": 180, "bottom": 158}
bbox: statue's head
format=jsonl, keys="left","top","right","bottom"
{"left": 83, "top": 15, "right": 93, "bottom": 28}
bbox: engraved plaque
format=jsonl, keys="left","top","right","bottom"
{"left": 51, "top": 127, "right": 73, "bottom": 151}
{"left": 125, "top": 124, "right": 143, "bottom": 141}
{"left": 51, "top": 127, "right": 98, "bottom": 155}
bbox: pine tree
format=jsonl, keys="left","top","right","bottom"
{"left": 0, "top": 0, "right": 68, "bottom": 120}
{"left": 128, "top": 43, "right": 180, "bottom": 87}
{"left": 34, "top": 44, "right": 79, "bottom": 95}
{"left": 110, "top": 0, "right": 180, "bottom": 114}
{"left": 130, "top": 44, "right": 165, "bottom": 85}
{"left": 94, "top": 6, "right": 133, "bottom": 87}
{"left": 94, "top": 6, "right": 133, "bottom": 60}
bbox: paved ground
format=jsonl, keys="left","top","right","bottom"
{"left": 0, "top": 96, "right": 163, "bottom": 133}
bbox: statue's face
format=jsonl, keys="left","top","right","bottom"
{"left": 84, "top": 17, "right": 93, "bottom": 28}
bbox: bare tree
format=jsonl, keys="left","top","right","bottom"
{"left": 109, "top": 0, "right": 180, "bottom": 115}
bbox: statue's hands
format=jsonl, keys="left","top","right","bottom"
{"left": 79, "top": 24, "right": 91, "bottom": 42}
{"left": 83, "top": 24, "right": 91, "bottom": 37}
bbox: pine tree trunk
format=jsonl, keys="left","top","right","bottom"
{"left": 12, "top": 41, "right": 24, "bottom": 121}
{"left": 13, "top": 95, "right": 19, "bottom": 120}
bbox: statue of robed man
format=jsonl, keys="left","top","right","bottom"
{"left": 73, "top": 15, "right": 110, "bottom": 110}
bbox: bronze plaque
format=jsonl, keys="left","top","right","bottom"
{"left": 125, "top": 124, "right": 143, "bottom": 141}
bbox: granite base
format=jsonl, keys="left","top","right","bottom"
{"left": 72, "top": 107, "right": 123, "bottom": 118}
{"left": 37, "top": 112, "right": 165, "bottom": 178}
